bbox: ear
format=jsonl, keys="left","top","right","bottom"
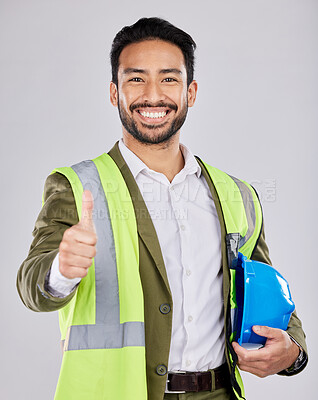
{"left": 110, "top": 81, "right": 118, "bottom": 107}
{"left": 187, "top": 80, "right": 198, "bottom": 107}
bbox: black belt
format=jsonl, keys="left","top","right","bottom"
{"left": 167, "top": 363, "right": 231, "bottom": 393}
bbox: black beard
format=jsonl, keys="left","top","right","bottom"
{"left": 117, "top": 99, "right": 188, "bottom": 145}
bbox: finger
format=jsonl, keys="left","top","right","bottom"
{"left": 79, "top": 190, "right": 95, "bottom": 232}
{"left": 232, "top": 342, "right": 250, "bottom": 364}
{"left": 232, "top": 342, "right": 268, "bottom": 363}
{"left": 63, "top": 226, "right": 97, "bottom": 246}
{"left": 60, "top": 240, "right": 96, "bottom": 258}
{"left": 237, "top": 362, "right": 269, "bottom": 378}
{"left": 59, "top": 253, "right": 94, "bottom": 269}
{"left": 253, "top": 325, "right": 281, "bottom": 339}
{"left": 237, "top": 355, "right": 270, "bottom": 370}
{"left": 59, "top": 265, "right": 90, "bottom": 279}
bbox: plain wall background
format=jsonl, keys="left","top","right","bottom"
{"left": 1, "top": 0, "right": 316, "bottom": 398}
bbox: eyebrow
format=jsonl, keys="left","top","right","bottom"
{"left": 123, "top": 68, "right": 183, "bottom": 75}
{"left": 160, "top": 68, "right": 182, "bottom": 75}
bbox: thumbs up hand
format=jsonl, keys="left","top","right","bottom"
{"left": 59, "top": 190, "right": 98, "bottom": 279}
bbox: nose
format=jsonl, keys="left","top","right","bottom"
{"left": 142, "top": 80, "right": 165, "bottom": 104}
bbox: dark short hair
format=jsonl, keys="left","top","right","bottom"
{"left": 110, "top": 17, "right": 197, "bottom": 87}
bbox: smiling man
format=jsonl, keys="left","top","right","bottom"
{"left": 17, "top": 17, "right": 307, "bottom": 400}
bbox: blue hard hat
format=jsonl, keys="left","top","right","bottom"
{"left": 231, "top": 253, "right": 295, "bottom": 347}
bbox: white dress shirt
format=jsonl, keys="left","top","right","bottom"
{"left": 48, "top": 139, "right": 226, "bottom": 372}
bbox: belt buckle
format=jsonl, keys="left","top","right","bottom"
{"left": 165, "top": 370, "right": 186, "bottom": 394}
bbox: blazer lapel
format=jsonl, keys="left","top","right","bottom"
{"left": 195, "top": 156, "right": 231, "bottom": 319}
{"left": 108, "top": 141, "right": 172, "bottom": 295}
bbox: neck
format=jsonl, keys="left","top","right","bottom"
{"left": 122, "top": 131, "right": 185, "bottom": 183}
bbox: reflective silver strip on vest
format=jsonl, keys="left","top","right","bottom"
{"left": 230, "top": 307, "right": 238, "bottom": 335}
{"left": 67, "top": 322, "right": 145, "bottom": 350}
{"left": 229, "top": 175, "right": 256, "bottom": 249}
{"left": 64, "top": 160, "right": 144, "bottom": 351}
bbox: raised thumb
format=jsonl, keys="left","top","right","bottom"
{"left": 79, "top": 190, "right": 95, "bottom": 231}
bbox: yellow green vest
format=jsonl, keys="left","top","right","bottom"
{"left": 51, "top": 153, "right": 262, "bottom": 400}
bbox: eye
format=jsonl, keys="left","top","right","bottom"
{"left": 129, "top": 77, "right": 143, "bottom": 82}
{"left": 163, "top": 77, "right": 177, "bottom": 82}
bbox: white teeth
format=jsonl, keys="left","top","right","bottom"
{"left": 139, "top": 110, "right": 167, "bottom": 118}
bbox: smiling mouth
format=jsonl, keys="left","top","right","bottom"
{"left": 135, "top": 108, "right": 172, "bottom": 123}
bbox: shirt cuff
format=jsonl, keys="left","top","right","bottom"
{"left": 45, "top": 252, "right": 81, "bottom": 298}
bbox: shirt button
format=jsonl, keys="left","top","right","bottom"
{"left": 186, "top": 269, "right": 192, "bottom": 276}
{"left": 180, "top": 224, "right": 186, "bottom": 231}
{"left": 159, "top": 303, "right": 171, "bottom": 314}
{"left": 186, "top": 360, "right": 191, "bottom": 367}
{"left": 188, "top": 315, "right": 193, "bottom": 322}
{"left": 156, "top": 364, "right": 167, "bottom": 376}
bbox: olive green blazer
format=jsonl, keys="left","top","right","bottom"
{"left": 17, "top": 141, "right": 308, "bottom": 400}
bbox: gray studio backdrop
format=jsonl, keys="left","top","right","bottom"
{"left": 1, "top": 0, "right": 316, "bottom": 399}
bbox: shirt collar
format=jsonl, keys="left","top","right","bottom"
{"left": 118, "top": 138, "right": 202, "bottom": 180}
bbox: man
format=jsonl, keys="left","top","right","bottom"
{"left": 17, "top": 17, "right": 307, "bottom": 400}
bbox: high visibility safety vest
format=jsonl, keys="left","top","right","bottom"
{"left": 51, "top": 152, "right": 262, "bottom": 400}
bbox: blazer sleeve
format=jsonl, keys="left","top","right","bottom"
{"left": 251, "top": 222, "right": 308, "bottom": 375}
{"left": 16, "top": 172, "right": 79, "bottom": 312}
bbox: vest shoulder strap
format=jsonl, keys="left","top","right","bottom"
{"left": 199, "top": 160, "right": 263, "bottom": 260}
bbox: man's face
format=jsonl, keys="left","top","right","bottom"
{"left": 110, "top": 40, "right": 197, "bottom": 145}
